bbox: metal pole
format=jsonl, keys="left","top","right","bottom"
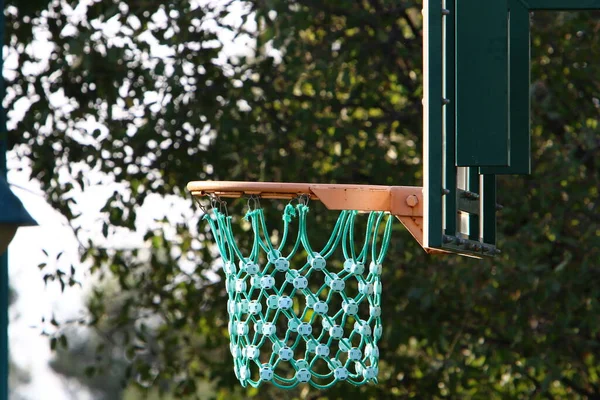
{"left": 0, "top": 0, "right": 10, "bottom": 396}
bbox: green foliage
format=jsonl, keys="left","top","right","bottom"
{"left": 5, "top": 1, "right": 600, "bottom": 399}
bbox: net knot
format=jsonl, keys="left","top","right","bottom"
{"left": 296, "top": 203, "right": 309, "bottom": 214}
{"left": 282, "top": 203, "right": 297, "bottom": 222}
{"left": 243, "top": 208, "right": 260, "bottom": 221}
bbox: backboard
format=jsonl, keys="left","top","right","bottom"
{"left": 423, "top": 0, "right": 501, "bottom": 257}
{"left": 423, "top": 0, "right": 600, "bottom": 256}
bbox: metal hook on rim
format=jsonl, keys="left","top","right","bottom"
{"left": 209, "top": 194, "right": 219, "bottom": 209}
{"left": 247, "top": 194, "right": 261, "bottom": 211}
{"left": 298, "top": 194, "right": 310, "bottom": 207}
{"left": 208, "top": 194, "right": 229, "bottom": 216}
{"left": 288, "top": 193, "right": 311, "bottom": 208}
{"left": 288, "top": 194, "right": 300, "bottom": 206}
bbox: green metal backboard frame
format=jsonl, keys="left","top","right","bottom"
{"left": 481, "top": 0, "right": 532, "bottom": 175}
{"left": 482, "top": 0, "right": 600, "bottom": 175}
{"left": 455, "top": 0, "right": 510, "bottom": 168}
{"left": 424, "top": 0, "right": 499, "bottom": 257}
{"left": 424, "top": 0, "right": 600, "bottom": 256}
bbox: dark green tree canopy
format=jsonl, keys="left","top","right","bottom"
{"left": 5, "top": 1, "right": 600, "bottom": 398}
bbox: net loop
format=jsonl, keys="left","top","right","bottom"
{"left": 203, "top": 199, "right": 394, "bottom": 389}
{"left": 209, "top": 194, "right": 229, "bottom": 217}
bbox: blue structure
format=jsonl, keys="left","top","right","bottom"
{"left": 0, "top": 0, "right": 37, "bottom": 397}
{"left": 0, "top": 177, "right": 37, "bottom": 400}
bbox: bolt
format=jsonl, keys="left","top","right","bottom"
{"left": 496, "top": 203, "right": 504, "bottom": 211}
{"left": 442, "top": 98, "right": 451, "bottom": 105}
{"left": 442, "top": 8, "right": 450, "bottom": 15}
{"left": 467, "top": 242, "right": 480, "bottom": 250}
{"left": 442, "top": 188, "right": 451, "bottom": 196}
{"left": 462, "top": 191, "right": 480, "bottom": 200}
{"left": 483, "top": 247, "right": 501, "bottom": 255}
{"left": 406, "top": 195, "right": 419, "bottom": 207}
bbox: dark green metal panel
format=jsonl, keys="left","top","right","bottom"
{"left": 444, "top": 0, "right": 458, "bottom": 238}
{"left": 482, "top": 0, "right": 531, "bottom": 174}
{"left": 425, "top": 0, "right": 499, "bottom": 257}
{"left": 456, "top": 0, "right": 510, "bottom": 167}
{"left": 482, "top": 0, "right": 600, "bottom": 175}
{"left": 424, "top": 0, "right": 444, "bottom": 249}
{"left": 435, "top": 0, "right": 600, "bottom": 256}
{"left": 527, "top": 0, "right": 600, "bottom": 9}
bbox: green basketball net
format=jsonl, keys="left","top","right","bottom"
{"left": 203, "top": 197, "right": 393, "bottom": 389}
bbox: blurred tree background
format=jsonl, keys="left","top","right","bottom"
{"left": 4, "top": 0, "right": 600, "bottom": 398}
